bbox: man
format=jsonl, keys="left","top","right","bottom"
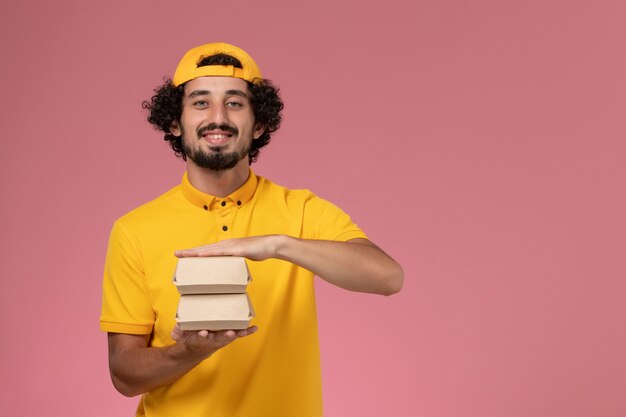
{"left": 100, "top": 42, "right": 403, "bottom": 417}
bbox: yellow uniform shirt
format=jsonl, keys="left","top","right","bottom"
{"left": 100, "top": 171, "right": 367, "bottom": 417}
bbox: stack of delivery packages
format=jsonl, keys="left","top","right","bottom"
{"left": 174, "top": 256, "right": 254, "bottom": 331}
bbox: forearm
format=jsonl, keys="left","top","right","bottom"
{"left": 108, "top": 327, "right": 255, "bottom": 397}
{"left": 175, "top": 236, "right": 403, "bottom": 295}
{"left": 108, "top": 334, "right": 209, "bottom": 397}
{"left": 275, "top": 236, "right": 403, "bottom": 295}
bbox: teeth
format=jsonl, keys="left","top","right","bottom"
{"left": 206, "top": 134, "right": 229, "bottom": 139}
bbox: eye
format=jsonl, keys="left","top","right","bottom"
{"left": 193, "top": 100, "right": 208, "bottom": 108}
{"left": 226, "top": 101, "right": 243, "bottom": 108}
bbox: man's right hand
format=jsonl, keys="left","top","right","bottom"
{"left": 170, "top": 324, "right": 258, "bottom": 359}
{"left": 108, "top": 325, "right": 257, "bottom": 397}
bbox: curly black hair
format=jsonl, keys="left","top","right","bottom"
{"left": 142, "top": 54, "right": 284, "bottom": 163}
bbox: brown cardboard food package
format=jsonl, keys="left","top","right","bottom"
{"left": 176, "top": 293, "right": 255, "bottom": 331}
{"left": 173, "top": 256, "right": 251, "bottom": 294}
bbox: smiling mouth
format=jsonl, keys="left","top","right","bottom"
{"left": 201, "top": 131, "right": 233, "bottom": 146}
{"left": 198, "top": 124, "right": 238, "bottom": 146}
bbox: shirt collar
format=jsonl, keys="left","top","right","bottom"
{"left": 181, "top": 169, "right": 258, "bottom": 211}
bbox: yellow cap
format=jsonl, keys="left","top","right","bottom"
{"left": 172, "top": 42, "right": 263, "bottom": 87}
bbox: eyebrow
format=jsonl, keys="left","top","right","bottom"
{"left": 187, "top": 89, "right": 249, "bottom": 99}
{"left": 188, "top": 89, "right": 210, "bottom": 98}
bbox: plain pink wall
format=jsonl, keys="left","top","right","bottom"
{"left": 1, "top": 1, "right": 625, "bottom": 416}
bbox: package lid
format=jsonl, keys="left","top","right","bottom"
{"left": 176, "top": 293, "right": 255, "bottom": 331}
{"left": 173, "top": 256, "right": 251, "bottom": 294}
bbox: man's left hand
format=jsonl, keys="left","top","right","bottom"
{"left": 175, "top": 235, "right": 282, "bottom": 261}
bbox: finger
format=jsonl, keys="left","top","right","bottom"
{"left": 175, "top": 247, "right": 229, "bottom": 257}
{"left": 210, "top": 329, "right": 238, "bottom": 346}
{"left": 171, "top": 323, "right": 183, "bottom": 341}
{"left": 174, "top": 249, "right": 200, "bottom": 257}
{"left": 174, "top": 239, "right": 242, "bottom": 258}
{"left": 238, "top": 326, "right": 258, "bottom": 337}
{"left": 222, "top": 326, "right": 257, "bottom": 339}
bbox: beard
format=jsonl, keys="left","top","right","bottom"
{"left": 181, "top": 123, "right": 251, "bottom": 171}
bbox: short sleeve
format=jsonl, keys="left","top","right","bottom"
{"left": 100, "top": 221, "right": 154, "bottom": 334}
{"left": 301, "top": 194, "right": 368, "bottom": 242}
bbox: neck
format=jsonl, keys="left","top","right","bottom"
{"left": 186, "top": 158, "right": 250, "bottom": 197}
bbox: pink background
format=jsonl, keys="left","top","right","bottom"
{"left": 1, "top": 1, "right": 625, "bottom": 416}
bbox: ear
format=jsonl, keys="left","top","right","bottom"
{"left": 169, "top": 120, "right": 181, "bottom": 137}
{"left": 253, "top": 123, "right": 265, "bottom": 140}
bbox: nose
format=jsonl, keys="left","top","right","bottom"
{"left": 208, "top": 102, "right": 228, "bottom": 125}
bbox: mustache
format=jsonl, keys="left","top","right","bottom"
{"left": 197, "top": 123, "right": 239, "bottom": 137}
